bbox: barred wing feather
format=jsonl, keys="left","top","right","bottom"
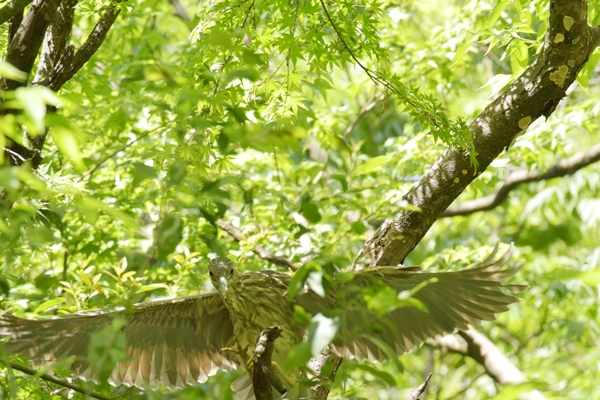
{"left": 0, "top": 293, "right": 236, "bottom": 390}
{"left": 296, "top": 249, "right": 523, "bottom": 362}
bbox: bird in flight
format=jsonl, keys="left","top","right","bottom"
{"left": 0, "top": 245, "right": 523, "bottom": 399}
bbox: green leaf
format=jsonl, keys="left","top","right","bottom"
{"left": 206, "top": 28, "right": 234, "bottom": 49}
{"left": 154, "top": 215, "right": 183, "bottom": 260}
{"left": 136, "top": 283, "right": 169, "bottom": 294}
{"left": 50, "top": 127, "right": 85, "bottom": 170}
{"left": 355, "top": 364, "right": 397, "bottom": 387}
{"left": 288, "top": 264, "right": 312, "bottom": 299}
{"left": 15, "top": 87, "right": 46, "bottom": 134}
{"left": 33, "top": 298, "right": 66, "bottom": 314}
{"left": 351, "top": 221, "right": 367, "bottom": 234}
{"left": 300, "top": 201, "right": 321, "bottom": 223}
{"left": 353, "top": 155, "right": 390, "bottom": 176}
{"left": 0, "top": 61, "right": 28, "bottom": 82}
{"left": 131, "top": 162, "right": 157, "bottom": 187}
{"left": 77, "top": 270, "right": 94, "bottom": 288}
{"left": 475, "top": 0, "right": 509, "bottom": 29}
{"left": 451, "top": 32, "right": 478, "bottom": 67}
{"left": 509, "top": 40, "right": 529, "bottom": 78}
{"left": 577, "top": 49, "right": 600, "bottom": 94}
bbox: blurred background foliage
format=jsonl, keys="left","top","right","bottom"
{"left": 0, "top": 0, "right": 599, "bottom": 399}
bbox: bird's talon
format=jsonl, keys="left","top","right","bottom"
{"left": 219, "top": 346, "right": 239, "bottom": 354}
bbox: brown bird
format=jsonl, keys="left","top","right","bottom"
{"left": 0, "top": 245, "right": 524, "bottom": 399}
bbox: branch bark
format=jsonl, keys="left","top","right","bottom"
{"left": 406, "top": 373, "right": 432, "bottom": 400}
{"left": 252, "top": 326, "right": 287, "bottom": 400}
{"left": 0, "top": 0, "right": 33, "bottom": 25}
{"left": 0, "top": 0, "right": 59, "bottom": 91}
{"left": 441, "top": 142, "right": 600, "bottom": 217}
{"left": 47, "top": 0, "right": 122, "bottom": 91}
{"left": 217, "top": 220, "right": 299, "bottom": 271}
{"left": 431, "top": 329, "right": 545, "bottom": 400}
{"left": 1, "top": 0, "right": 123, "bottom": 204}
{"left": 356, "top": 0, "right": 600, "bottom": 268}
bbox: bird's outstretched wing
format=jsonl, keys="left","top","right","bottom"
{"left": 296, "top": 245, "right": 525, "bottom": 361}
{"left": 0, "top": 293, "right": 236, "bottom": 389}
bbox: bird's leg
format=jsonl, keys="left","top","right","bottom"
{"left": 221, "top": 332, "right": 253, "bottom": 371}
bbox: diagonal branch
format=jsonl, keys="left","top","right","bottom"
{"left": 33, "top": 0, "right": 77, "bottom": 85}
{"left": 0, "top": 358, "right": 111, "bottom": 400}
{"left": 217, "top": 221, "right": 299, "bottom": 271}
{"left": 441, "top": 142, "right": 600, "bottom": 217}
{"left": 169, "top": 0, "right": 191, "bottom": 22}
{"left": 0, "top": 0, "right": 33, "bottom": 25}
{"left": 1, "top": 0, "right": 59, "bottom": 91}
{"left": 431, "top": 329, "right": 545, "bottom": 400}
{"left": 48, "top": 0, "right": 122, "bottom": 91}
{"left": 356, "top": 0, "right": 600, "bottom": 268}
{"left": 406, "top": 373, "right": 432, "bottom": 400}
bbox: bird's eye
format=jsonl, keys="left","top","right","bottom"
{"left": 229, "top": 269, "right": 234, "bottom": 276}
{"left": 209, "top": 271, "right": 214, "bottom": 277}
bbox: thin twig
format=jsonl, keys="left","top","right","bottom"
{"left": 343, "top": 93, "right": 381, "bottom": 137}
{"left": 406, "top": 373, "right": 432, "bottom": 400}
{"left": 441, "top": 142, "right": 600, "bottom": 217}
{"left": 79, "top": 125, "right": 167, "bottom": 181}
{"left": 317, "top": 0, "right": 441, "bottom": 129}
{"left": 0, "top": 358, "right": 112, "bottom": 400}
{"left": 169, "top": 0, "right": 191, "bottom": 21}
{"left": 217, "top": 221, "right": 298, "bottom": 271}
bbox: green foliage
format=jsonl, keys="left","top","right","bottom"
{"left": 1, "top": 0, "right": 600, "bottom": 399}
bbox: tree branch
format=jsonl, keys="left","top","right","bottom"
{"left": 431, "top": 329, "right": 545, "bottom": 400}
{"left": 406, "top": 373, "right": 432, "bottom": 400}
{"left": 48, "top": 0, "right": 122, "bottom": 91}
{"left": 441, "top": 142, "right": 600, "bottom": 217}
{"left": 0, "top": 0, "right": 33, "bottom": 25}
{"left": 252, "top": 326, "right": 286, "bottom": 400}
{"left": 1, "top": 0, "right": 59, "bottom": 91}
{"left": 0, "top": 358, "right": 111, "bottom": 400}
{"left": 217, "top": 220, "right": 299, "bottom": 271}
{"left": 169, "top": 0, "right": 191, "bottom": 22}
{"left": 308, "top": 348, "right": 343, "bottom": 400}
{"left": 356, "top": 0, "right": 600, "bottom": 267}
{"left": 33, "top": 0, "right": 77, "bottom": 85}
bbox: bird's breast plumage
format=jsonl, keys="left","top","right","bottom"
{"left": 222, "top": 271, "right": 302, "bottom": 365}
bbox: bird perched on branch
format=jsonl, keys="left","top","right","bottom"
{"left": 0, "top": 245, "right": 524, "bottom": 399}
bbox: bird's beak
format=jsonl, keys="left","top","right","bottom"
{"left": 218, "top": 276, "right": 228, "bottom": 298}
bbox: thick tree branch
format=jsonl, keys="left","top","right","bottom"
{"left": 33, "top": 0, "right": 77, "bottom": 84}
{"left": 252, "top": 326, "right": 287, "bottom": 400}
{"left": 0, "top": 0, "right": 33, "bottom": 25}
{"left": 1, "top": 0, "right": 59, "bottom": 91}
{"left": 441, "top": 142, "right": 600, "bottom": 217}
{"left": 431, "top": 329, "right": 545, "bottom": 400}
{"left": 48, "top": 0, "right": 122, "bottom": 91}
{"left": 308, "top": 348, "right": 343, "bottom": 400}
{"left": 356, "top": 0, "right": 600, "bottom": 267}
{"left": 1, "top": 0, "right": 121, "bottom": 173}
{"left": 217, "top": 220, "right": 299, "bottom": 271}
{"left": 0, "top": 358, "right": 111, "bottom": 400}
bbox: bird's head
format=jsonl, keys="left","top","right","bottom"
{"left": 208, "top": 257, "right": 237, "bottom": 299}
